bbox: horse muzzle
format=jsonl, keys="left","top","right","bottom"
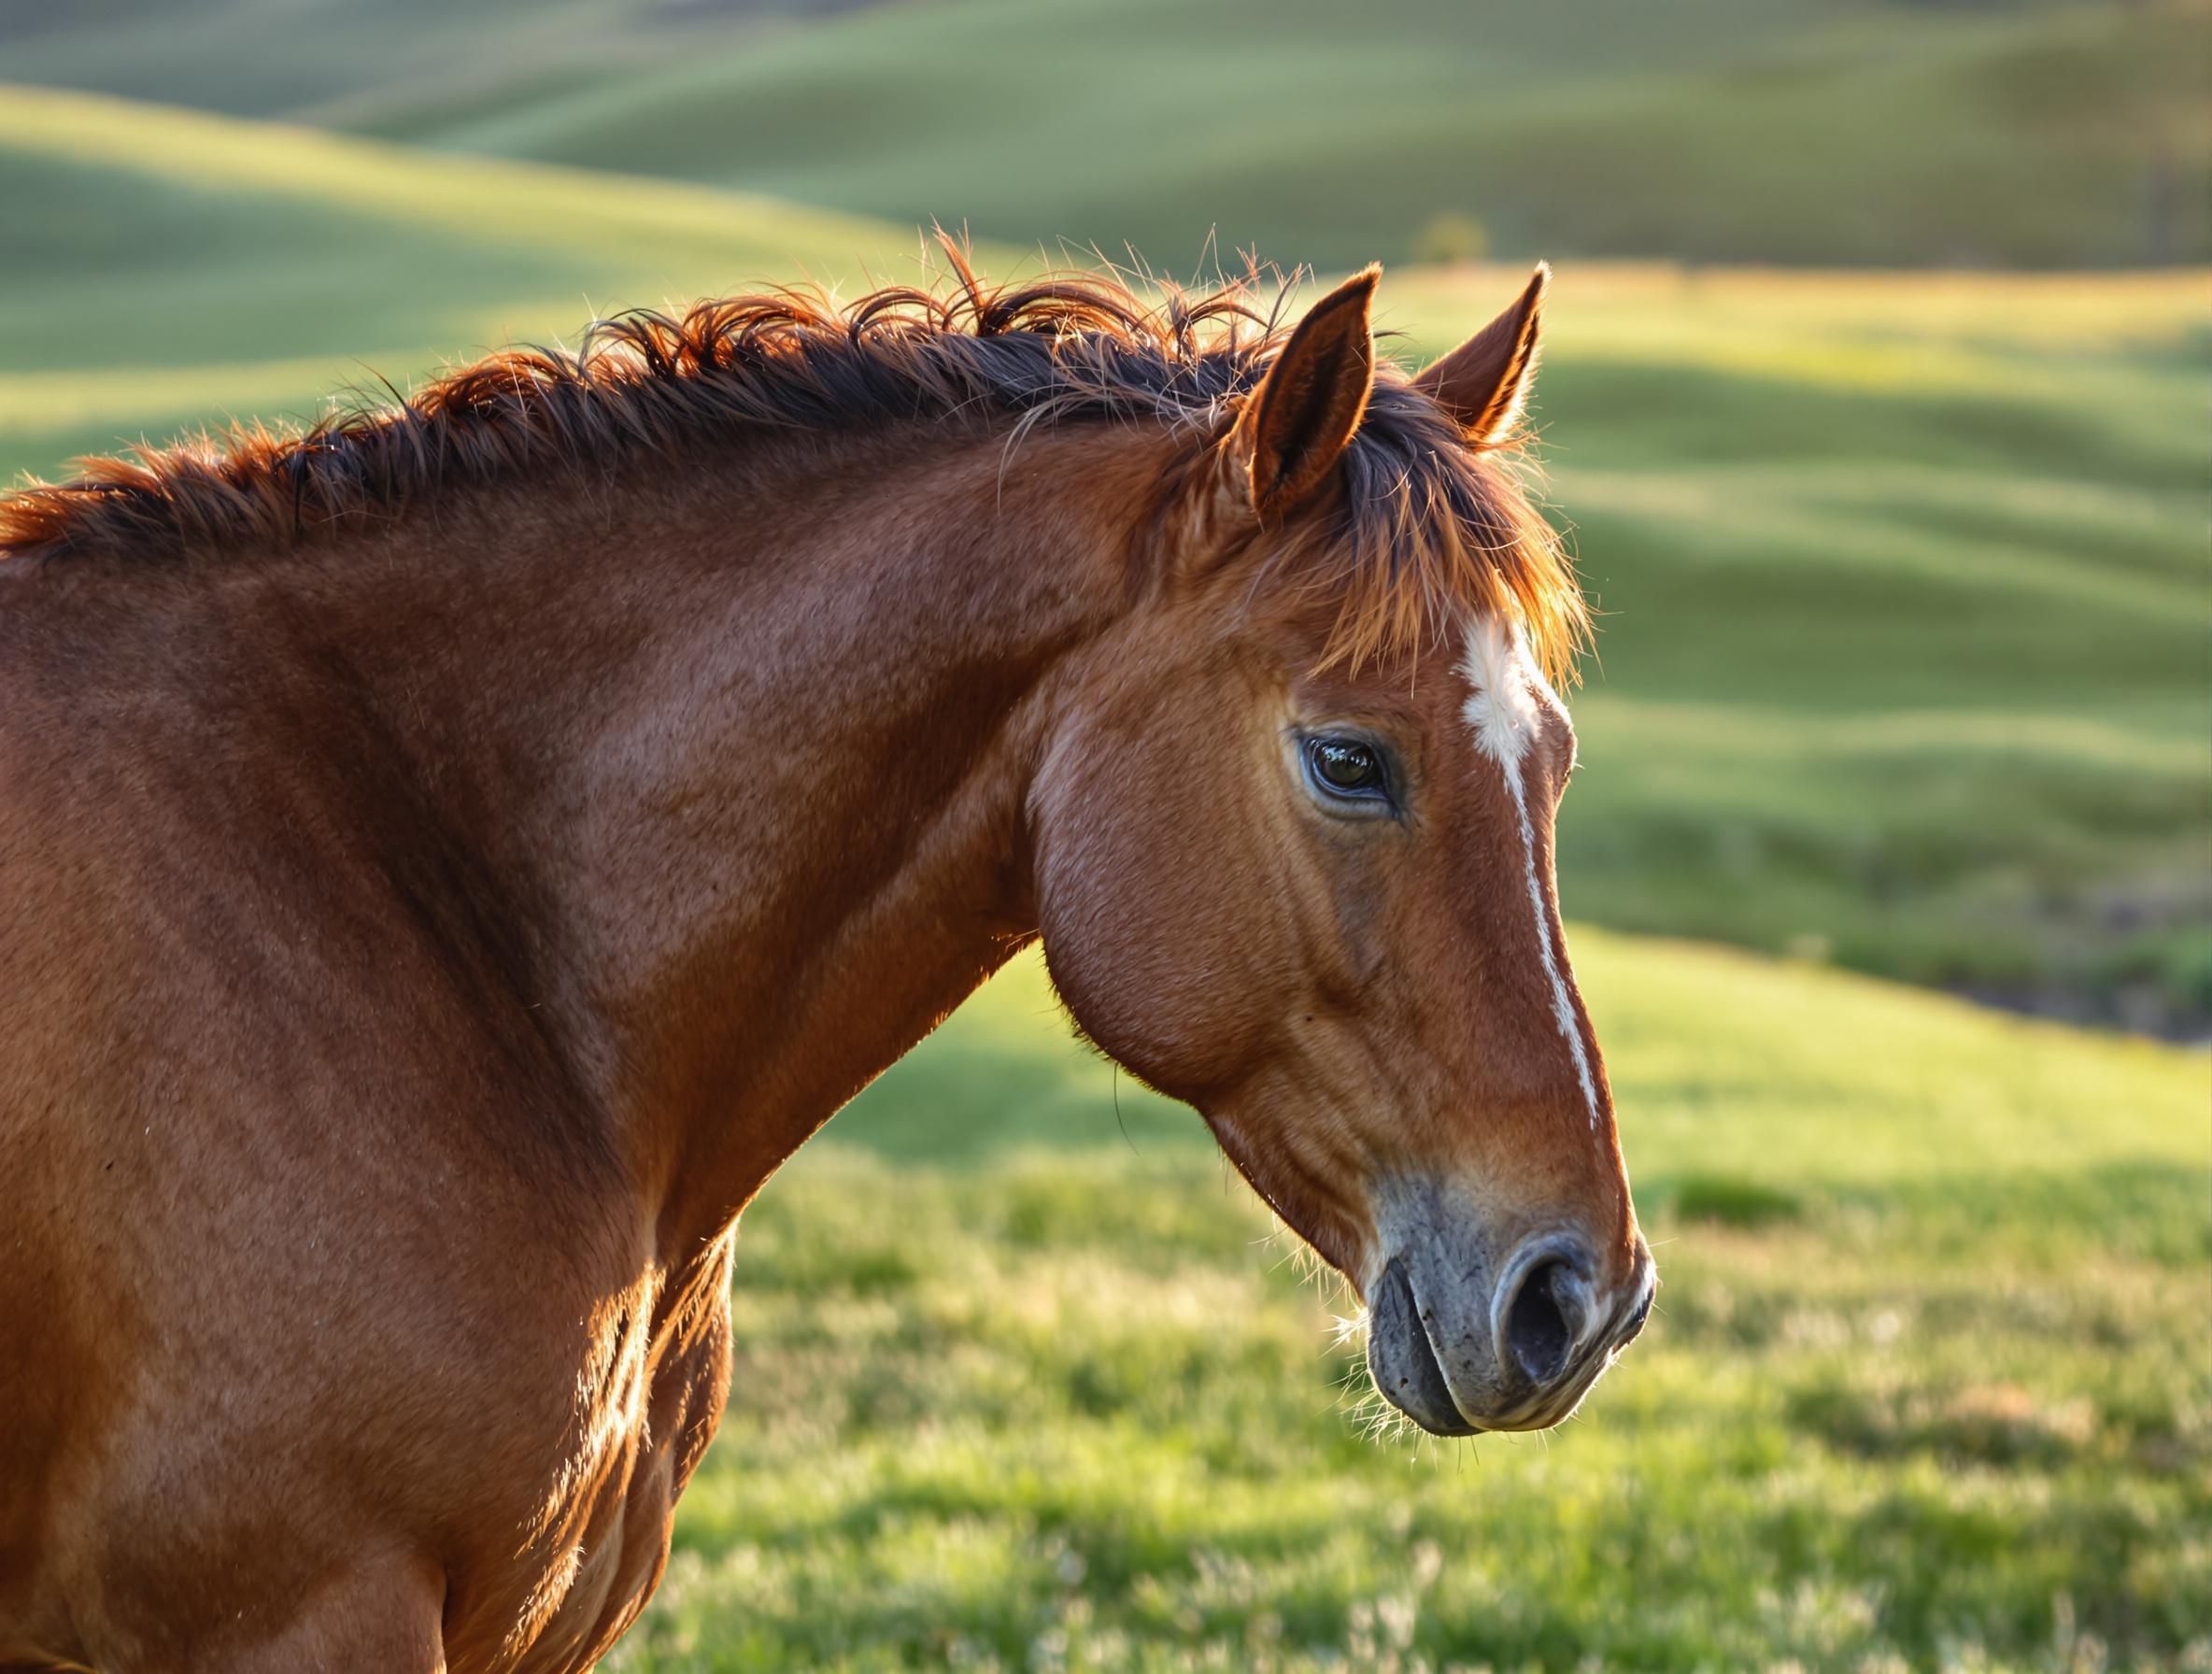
{"left": 1365, "top": 1207, "right": 1655, "bottom": 1437}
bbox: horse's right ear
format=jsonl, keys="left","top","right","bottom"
{"left": 1229, "top": 266, "right": 1381, "bottom": 525}
{"left": 1413, "top": 263, "right": 1548, "bottom": 447}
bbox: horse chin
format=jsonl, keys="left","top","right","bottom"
{"left": 1366, "top": 1257, "right": 1483, "bottom": 1437}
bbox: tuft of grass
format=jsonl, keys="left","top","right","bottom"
{"left": 1666, "top": 1173, "right": 1804, "bottom": 1228}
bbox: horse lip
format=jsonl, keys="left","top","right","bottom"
{"left": 1368, "top": 1256, "right": 1482, "bottom": 1437}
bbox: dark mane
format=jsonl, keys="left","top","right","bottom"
{"left": 0, "top": 251, "right": 1586, "bottom": 677}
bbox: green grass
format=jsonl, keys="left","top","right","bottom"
{"left": 594, "top": 938, "right": 2211, "bottom": 1673}
{"left": 7, "top": 0, "right": 2201, "bottom": 270}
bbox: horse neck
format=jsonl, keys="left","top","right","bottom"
{"left": 302, "top": 420, "right": 1172, "bottom": 1257}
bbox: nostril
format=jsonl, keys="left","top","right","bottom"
{"left": 1504, "top": 1257, "right": 1576, "bottom": 1385}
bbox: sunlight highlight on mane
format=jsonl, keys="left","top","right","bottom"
{"left": 0, "top": 246, "right": 1586, "bottom": 680}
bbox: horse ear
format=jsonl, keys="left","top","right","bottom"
{"left": 1413, "top": 262, "right": 1548, "bottom": 447}
{"left": 1230, "top": 265, "right": 1380, "bottom": 523}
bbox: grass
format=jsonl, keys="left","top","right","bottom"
{"left": 5, "top": 0, "right": 2205, "bottom": 270}
{"left": 593, "top": 938, "right": 2210, "bottom": 1672}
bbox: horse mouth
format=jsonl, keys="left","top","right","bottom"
{"left": 1366, "top": 1257, "right": 1482, "bottom": 1437}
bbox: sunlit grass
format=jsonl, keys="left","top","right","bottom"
{"left": 598, "top": 943, "right": 2210, "bottom": 1672}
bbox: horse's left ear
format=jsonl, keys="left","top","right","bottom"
{"left": 1231, "top": 265, "right": 1381, "bottom": 524}
{"left": 1414, "top": 262, "right": 1549, "bottom": 447}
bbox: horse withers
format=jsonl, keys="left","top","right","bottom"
{"left": 0, "top": 256, "right": 1652, "bottom": 1670}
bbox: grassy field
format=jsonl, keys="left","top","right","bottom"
{"left": 593, "top": 939, "right": 2211, "bottom": 1672}
{"left": 3, "top": 0, "right": 2204, "bottom": 271}
{"left": 1, "top": 78, "right": 2205, "bottom": 1669}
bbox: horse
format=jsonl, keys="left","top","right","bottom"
{"left": 0, "top": 250, "right": 1653, "bottom": 1672}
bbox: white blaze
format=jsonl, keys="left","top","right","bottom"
{"left": 1458, "top": 617, "right": 1602, "bottom": 1129}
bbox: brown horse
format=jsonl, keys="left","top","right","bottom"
{"left": 0, "top": 253, "right": 1652, "bottom": 1672}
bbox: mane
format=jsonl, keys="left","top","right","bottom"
{"left": 0, "top": 250, "right": 1586, "bottom": 679}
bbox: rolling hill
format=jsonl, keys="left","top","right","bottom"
{"left": 2, "top": 0, "right": 2205, "bottom": 270}
{"left": 0, "top": 83, "right": 975, "bottom": 475}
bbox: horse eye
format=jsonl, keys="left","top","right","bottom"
{"left": 1306, "top": 736, "right": 1386, "bottom": 799}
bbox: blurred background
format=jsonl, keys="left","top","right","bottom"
{"left": 2, "top": 2, "right": 2205, "bottom": 1668}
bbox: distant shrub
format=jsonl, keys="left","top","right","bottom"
{"left": 1670, "top": 1172, "right": 1804, "bottom": 1227}
{"left": 1409, "top": 210, "right": 1489, "bottom": 267}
